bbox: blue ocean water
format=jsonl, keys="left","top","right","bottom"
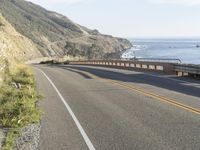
{"left": 122, "top": 38, "right": 200, "bottom": 64}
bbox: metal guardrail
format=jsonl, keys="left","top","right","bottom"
{"left": 69, "top": 59, "right": 200, "bottom": 77}
{"left": 134, "top": 58, "right": 182, "bottom": 64}
{"left": 67, "top": 57, "right": 200, "bottom": 77}
{"left": 174, "top": 64, "right": 200, "bottom": 75}
{"left": 69, "top": 60, "right": 176, "bottom": 74}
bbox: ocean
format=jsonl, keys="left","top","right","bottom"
{"left": 122, "top": 38, "right": 200, "bottom": 64}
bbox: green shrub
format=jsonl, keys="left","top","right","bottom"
{"left": 1, "top": 129, "right": 16, "bottom": 150}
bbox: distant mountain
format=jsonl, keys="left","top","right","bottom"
{"left": 0, "top": 0, "right": 132, "bottom": 60}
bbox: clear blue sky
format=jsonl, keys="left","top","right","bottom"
{"left": 27, "top": 0, "right": 200, "bottom": 38}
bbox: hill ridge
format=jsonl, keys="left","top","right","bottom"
{"left": 0, "top": 0, "right": 132, "bottom": 60}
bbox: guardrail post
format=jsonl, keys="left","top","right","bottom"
{"left": 130, "top": 63, "right": 135, "bottom": 68}
{"left": 177, "top": 71, "right": 183, "bottom": 77}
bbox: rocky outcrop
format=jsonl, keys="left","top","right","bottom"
{"left": 0, "top": 13, "right": 42, "bottom": 61}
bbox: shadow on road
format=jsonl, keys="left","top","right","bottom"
{"left": 48, "top": 64, "right": 200, "bottom": 98}
{"left": 64, "top": 68, "right": 93, "bottom": 79}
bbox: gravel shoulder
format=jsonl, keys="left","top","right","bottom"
{"left": 13, "top": 124, "right": 41, "bottom": 150}
{"left": 0, "top": 128, "right": 7, "bottom": 148}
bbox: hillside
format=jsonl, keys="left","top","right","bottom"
{"left": 0, "top": 0, "right": 132, "bottom": 59}
{"left": 0, "top": 13, "right": 42, "bottom": 61}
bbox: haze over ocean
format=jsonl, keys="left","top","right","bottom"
{"left": 122, "top": 38, "right": 200, "bottom": 64}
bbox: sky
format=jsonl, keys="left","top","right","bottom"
{"left": 27, "top": 0, "right": 200, "bottom": 38}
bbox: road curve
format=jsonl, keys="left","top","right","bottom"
{"left": 33, "top": 64, "right": 200, "bottom": 150}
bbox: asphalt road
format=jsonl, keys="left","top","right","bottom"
{"left": 33, "top": 64, "right": 200, "bottom": 150}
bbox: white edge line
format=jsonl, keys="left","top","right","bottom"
{"left": 37, "top": 68, "right": 96, "bottom": 150}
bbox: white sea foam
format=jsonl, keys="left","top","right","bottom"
{"left": 122, "top": 38, "right": 200, "bottom": 64}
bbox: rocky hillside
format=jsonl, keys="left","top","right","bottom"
{"left": 0, "top": 0, "right": 132, "bottom": 59}
{"left": 0, "top": 13, "right": 42, "bottom": 61}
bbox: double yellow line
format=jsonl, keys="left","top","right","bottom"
{"left": 67, "top": 67, "right": 200, "bottom": 116}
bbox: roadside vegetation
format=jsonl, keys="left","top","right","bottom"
{"left": 0, "top": 62, "right": 41, "bottom": 150}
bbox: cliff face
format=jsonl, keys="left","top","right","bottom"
{"left": 0, "top": 13, "right": 42, "bottom": 61}
{"left": 0, "top": 0, "right": 132, "bottom": 59}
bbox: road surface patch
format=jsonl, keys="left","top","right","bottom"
{"left": 66, "top": 67, "right": 200, "bottom": 116}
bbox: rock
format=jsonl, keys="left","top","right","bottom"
{"left": 0, "top": 14, "right": 42, "bottom": 61}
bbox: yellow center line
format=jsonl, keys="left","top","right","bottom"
{"left": 67, "top": 67, "right": 200, "bottom": 116}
